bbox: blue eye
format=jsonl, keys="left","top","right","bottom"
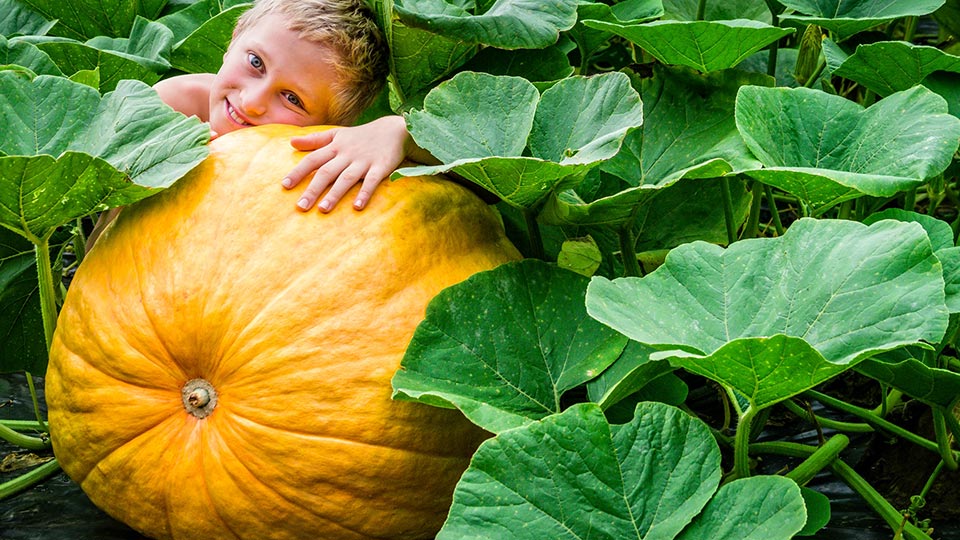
{"left": 283, "top": 92, "right": 303, "bottom": 108}
{"left": 248, "top": 52, "right": 263, "bottom": 70}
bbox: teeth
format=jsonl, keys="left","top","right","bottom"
{"left": 227, "top": 102, "right": 250, "bottom": 126}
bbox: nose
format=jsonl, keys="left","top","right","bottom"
{"left": 239, "top": 83, "right": 269, "bottom": 116}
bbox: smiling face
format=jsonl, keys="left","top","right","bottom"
{"left": 209, "top": 13, "right": 341, "bottom": 136}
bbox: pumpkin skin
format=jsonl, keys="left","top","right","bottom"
{"left": 46, "top": 124, "right": 520, "bottom": 540}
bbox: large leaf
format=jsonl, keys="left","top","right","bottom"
{"left": 582, "top": 19, "right": 793, "bottom": 73}
{"left": 779, "top": 0, "right": 946, "bottom": 40}
{"left": 0, "top": 227, "right": 44, "bottom": 374}
{"left": 824, "top": 39, "right": 960, "bottom": 97}
{"left": 394, "top": 0, "right": 579, "bottom": 50}
{"left": 375, "top": 0, "right": 478, "bottom": 105}
{"left": 858, "top": 348, "right": 960, "bottom": 409}
{"left": 155, "top": 0, "right": 250, "bottom": 42}
{"left": 393, "top": 260, "right": 627, "bottom": 433}
{"left": 567, "top": 0, "right": 663, "bottom": 69}
{"left": 0, "top": 0, "right": 55, "bottom": 37}
{"left": 0, "top": 73, "right": 209, "bottom": 241}
{"left": 0, "top": 34, "right": 61, "bottom": 76}
{"left": 864, "top": 208, "right": 960, "bottom": 313}
{"left": 736, "top": 85, "right": 960, "bottom": 213}
{"left": 438, "top": 402, "right": 806, "bottom": 540}
{"left": 15, "top": 0, "right": 167, "bottom": 40}
{"left": 662, "top": 0, "right": 771, "bottom": 22}
{"left": 540, "top": 65, "right": 765, "bottom": 227}
{"left": 586, "top": 218, "right": 950, "bottom": 409}
{"left": 394, "top": 71, "right": 643, "bottom": 209}
{"left": 14, "top": 26, "right": 169, "bottom": 91}
{"left": 167, "top": 4, "right": 249, "bottom": 74}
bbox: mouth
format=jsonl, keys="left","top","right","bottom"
{"left": 225, "top": 99, "right": 254, "bottom": 127}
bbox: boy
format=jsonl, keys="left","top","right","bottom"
{"left": 157, "top": 0, "right": 431, "bottom": 214}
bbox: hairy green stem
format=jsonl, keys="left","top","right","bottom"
{"left": 523, "top": 209, "right": 546, "bottom": 261}
{"left": 695, "top": 0, "right": 707, "bottom": 21}
{"left": 734, "top": 406, "right": 758, "bottom": 478}
{"left": 618, "top": 226, "right": 643, "bottom": 277}
{"left": 763, "top": 184, "right": 785, "bottom": 235}
{"left": 782, "top": 399, "right": 874, "bottom": 433}
{"left": 802, "top": 60, "right": 826, "bottom": 89}
{"left": 25, "top": 372, "right": 47, "bottom": 431}
{"left": 0, "top": 458, "right": 60, "bottom": 501}
{"left": 35, "top": 236, "right": 59, "bottom": 351}
{"left": 742, "top": 181, "right": 763, "bottom": 239}
{"left": 719, "top": 177, "right": 737, "bottom": 245}
{"left": 0, "top": 419, "right": 46, "bottom": 431}
{"left": 932, "top": 409, "right": 957, "bottom": 470}
{"left": 0, "top": 422, "right": 50, "bottom": 450}
{"left": 786, "top": 434, "right": 849, "bottom": 486}
{"left": 904, "top": 188, "right": 918, "bottom": 212}
{"left": 831, "top": 460, "right": 933, "bottom": 540}
{"left": 805, "top": 390, "right": 953, "bottom": 458}
{"left": 750, "top": 440, "right": 816, "bottom": 458}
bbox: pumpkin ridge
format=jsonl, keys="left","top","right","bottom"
{"left": 221, "top": 407, "right": 483, "bottom": 460}
{"left": 211, "top": 413, "right": 425, "bottom": 540}
{"left": 195, "top": 437, "right": 243, "bottom": 540}
{"left": 127, "top": 238, "right": 192, "bottom": 381}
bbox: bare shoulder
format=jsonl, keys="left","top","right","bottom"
{"left": 153, "top": 73, "right": 216, "bottom": 121}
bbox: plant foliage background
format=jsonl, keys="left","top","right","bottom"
{"left": 3, "top": 0, "right": 960, "bottom": 538}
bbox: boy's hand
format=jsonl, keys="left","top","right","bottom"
{"left": 282, "top": 116, "right": 412, "bottom": 212}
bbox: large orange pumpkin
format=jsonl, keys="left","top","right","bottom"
{"left": 45, "top": 124, "right": 520, "bottom": 540}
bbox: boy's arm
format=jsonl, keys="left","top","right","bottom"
{"left": 281, "top": 115, "right": 437, "bottom": 212}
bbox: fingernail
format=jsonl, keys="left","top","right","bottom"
{"left": 297, "top": 198, "right": 310, "bottom": 210}
{"left": 318, "top": 200, "right": 331, "bottom": 212}
{"left": 281, "top": 177, "right": 293, "bottom": 188}
{"left": 353, "top": 198, "right": 364, "bottom": 210}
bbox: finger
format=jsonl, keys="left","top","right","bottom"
{"left": 318, "top": 164, "right": 367, "bottom": 213}
{"left": 352, "top": 165, "right": 392, "bottom": 210}
{"left": 296, "top": 158, "right": 350, "bottom": 211}
{"left": 290, "top": 128, "right": 338, "bottom": 151}
{"left": 281, "top": 148, "right": 337, "bottom": 189}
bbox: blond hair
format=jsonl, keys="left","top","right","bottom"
{"left": 233, "top": 0, "right": 388, "bottom": 125}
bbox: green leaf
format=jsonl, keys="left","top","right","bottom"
{"left": 586, "top": 339, "right": 674, "bottom": 409}
{"left": 0, "top": 227, "right": 45, "bottom": 374}
{"left": 380, "top": 10, "right": 478, "bottom": 105}
{"left": 439, "top": 402, "right": 806, "bottom": 540}
{"left": 557, "top": 235, "right": 602, "bottom": 276}
{"left": 796, "top": 486, "right": 831, "bottom": 536}
{"left": 586, "top": 218, "right": 950, "bottom": 409}
{"left": 632, "top": 177, "right": 752, "bottom": 252}
{"left": 15, "top": 0, "right": 167, "bottom": 40}
{"left": 0, "top": 34, "right": 62, "bottom": 76}
{"left": 394, "top": 0, "right": 579, "bottom": 50}
{"left": 85, "top": 16, "right": 174, "bottom": 73}
{"left": 779, "top": 0, "right": 946, "bottom": 40}
{"left": 0, "top": 0, "right": 56, "bottom": 37}
{"left": 539, "top": 65, "right": 765, "bottom": 227}
{"left": 168, "top": 4, "right": 249, "bottom": 74}
{"left": 863, "top": 208, "right": 960, "bottom": 313}
{"left": 736, "top": 85, "right": 960, "bottom": 213}
{"left": 396, "top": 71, "right": 643, "bottom": 209}
{"left": 155, "top": 0, "right": 251, "bottom": 43}
{"left": 567, "top": 0, "right": 663, "bottom": 68}
{"left": 662, "top": 0, "right": 772, "bottom": 22}
{"left": 0, "top": 73, "right": 209, "bottom": 241}
{"left": 16, "top": 35, "right": 163, "bottom": 91}
{"left": 823, "top": 39, "right": 960, "bottom": 97}
{"left": 393, "top": 260, "right": 627, "bottom": 433}
{"left": 458, "top": 44, "right": 574, "bottom": 85}
{"left": 857, "top": 348, "right": 960, "bottom": 408}
{"left": 582, "top": 19, "right": 794, "bottom": 72}
{"left": 677, "top": 476, "right": 806, "bottom": 540}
